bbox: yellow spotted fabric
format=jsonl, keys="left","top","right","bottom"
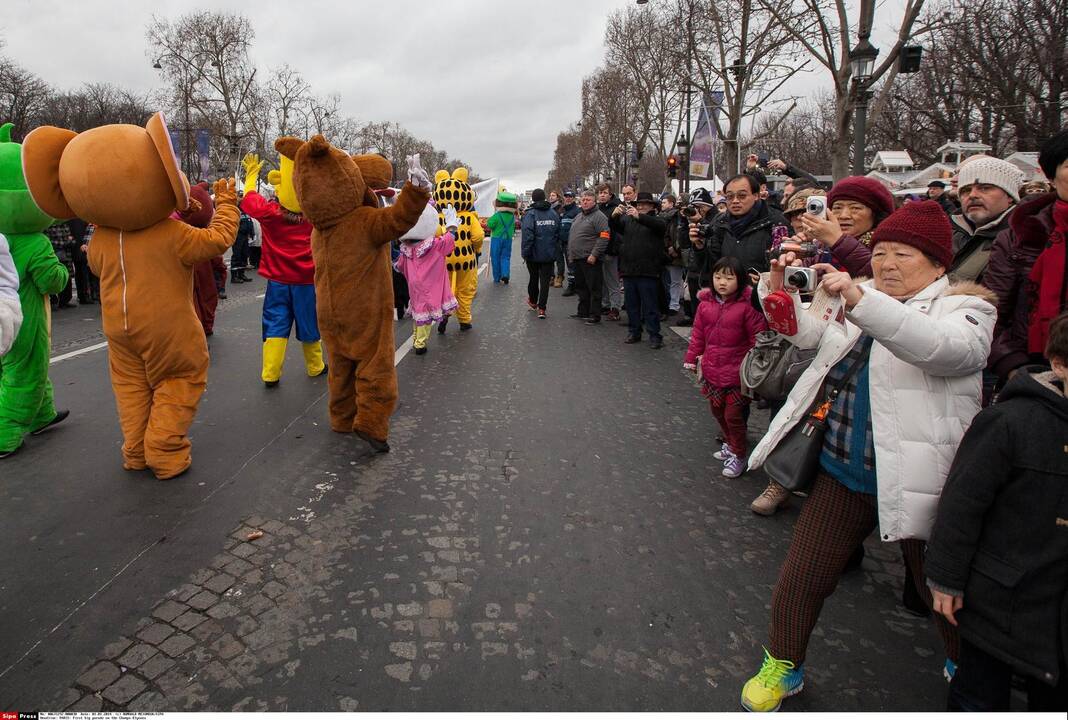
{"left": 433, "top": 168, "right": 484, "bottom": 272}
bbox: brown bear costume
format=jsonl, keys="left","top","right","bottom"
{"left": 275, "top": 135, "right": 429, "bottom": 451}
{"left": 22, "top": 113, "right": 238, "bottom": 479}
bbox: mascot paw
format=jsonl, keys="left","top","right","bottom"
{"left": 406, "top": 153, "right": 432, "bottom": 191}
{"left": 0, "top": 296, "right": 22, "bottom": 357}
{"left": 442, "top": 205, "right": 460, "bottom": 231}
{"left": 242, "top": 152, "right": 264, "bottom": 192}
{"left": 213, "top": 177, "right": 237, "bottom": 205}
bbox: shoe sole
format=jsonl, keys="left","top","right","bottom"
{"left": 740, "top": 681, "right": 804, "bottom": 712}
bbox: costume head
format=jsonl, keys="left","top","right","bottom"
{"left": 267, "top": 154, "right": 301, "bottom": 213}
{"left": 21, "top": 112, "right": 190, "bottom": 231}
{"left": 433, "top": 168, "right": 475, "bottom": 214}
{"left": 495, "top": 191, "right": 518, "bottom": 214}
{"left": 180, "top": 183, "right": 215, "bottom": 228}
{"left": 0, "top": 122, "right": 54, "bottom": 234}
{"left": 276, "top": 135, "right": 389, "bottom": 227}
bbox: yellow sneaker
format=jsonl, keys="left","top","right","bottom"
{"left": 740, "top": 648, "right": 804, "bottom": 712}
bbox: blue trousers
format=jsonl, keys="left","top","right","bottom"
{"left": 490, "top": 235, "right": 512, "bottom": 282}
{"left": 262, "top": 280, "right": 320, "bottom": 342}
{"left": 623, "top": 276, "right": 662, "bottom": 341}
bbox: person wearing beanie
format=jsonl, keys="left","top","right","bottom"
{"left": 949, "top": 157, "right": 1024, "bottom": 283}
{"left": 927, "top": 179, "right": 959, "bottom": 215}
{"left": 786, "top": 176, "right": 895, "bottom": 281}
{"left": 739, "top": 199, "right": 998, "bottom": 712}
{"left": 985, "top": 129, "right": 1068, "bottom": 385}
{"left": 486, "top": 191, "right": 518, "bottom": 284}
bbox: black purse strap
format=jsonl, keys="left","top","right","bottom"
{"left": 811, "top": 336, "right": 873, "bottom": 421}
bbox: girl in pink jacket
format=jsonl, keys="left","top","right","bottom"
{"left": 394, "top": 203, "right": 459, "bottom": 355}
{"left": 683, "top": 256, "right": 768, "bottom": 477}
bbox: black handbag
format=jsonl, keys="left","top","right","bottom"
{"left": 762, "top": 339, "right": 871, "bottom": 493}
{"left": 739, "top": 331, "right": 818, "bottom": 400}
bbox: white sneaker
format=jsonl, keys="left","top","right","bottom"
{"left": 713, "top": 442, "right": 731, "bottom": 461}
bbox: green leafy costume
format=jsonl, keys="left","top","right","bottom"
{"left": 0, "top": 122, "right": 69, "bottom": 454}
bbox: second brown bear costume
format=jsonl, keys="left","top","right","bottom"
{"left": 276, "top": 135, "right": 430, "bottom": 451}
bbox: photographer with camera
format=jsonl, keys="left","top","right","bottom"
{"left": 700, "top": 174, "right": 788, "bottom": 285}
{"left": 737, "top": 200, "right": 998, "bottom": 712}
{"left": 675, "top": 188, "right": 717, "bottom": 327}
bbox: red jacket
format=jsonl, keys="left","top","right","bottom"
{"left": 684, "top": 286, "right": 768, "bottom": 388}
{"left": 240, "top": 192, "right": 315, "bottom": 285}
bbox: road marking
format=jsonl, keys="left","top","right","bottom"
{"left": 478, "top": 262, "right": 488, "bottom": 277}
{"left": 256, "top": 293, "right": 265, "bottom": 298}
{"left": 670, "top": 326, "right": 691, "bottom": 340}
{"left": 394, "top": 335, "right": 414, "bottom": 365}
{"left": 50, "top": 341, "right": 109, "bottom": 365}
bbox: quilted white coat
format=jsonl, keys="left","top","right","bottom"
{"left": 748, "top": 276, "right": 997, "bottom": 542}
{"left": 0, "top": 232, "right": 22, "bottom": 356}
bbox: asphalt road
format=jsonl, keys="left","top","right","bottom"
{"left": 0, "top": 247, "right": 949, "bottom": 711}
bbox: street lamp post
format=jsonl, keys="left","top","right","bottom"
{"left": 850, "top": 0, "right": 879, "bottom": 176}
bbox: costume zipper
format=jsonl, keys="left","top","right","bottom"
{"left": 118, "top": 230, "right": 128, "bottom": 332}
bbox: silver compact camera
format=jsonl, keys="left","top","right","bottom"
{"left": 805, "top": 195, "right": 828, "bottom": 218}
{"left": 784, "top": 266, "right": 819, "bottom": 292}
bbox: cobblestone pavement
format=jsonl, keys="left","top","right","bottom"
{"left": 1, "top": 256, "right": 949, "bottom": 711}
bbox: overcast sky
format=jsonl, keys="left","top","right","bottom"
{"left": 4, "top": 0, "right": 906, "bottom": 192}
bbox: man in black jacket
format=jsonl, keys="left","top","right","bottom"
{"left": 614, "top": 192, "right": 668, "bottom": 348}
{"left": 557, "top": 191, "right": 581, "bottom": 294}
{"left": 676, "top": 188, "right": 717, "bottom": 327}
{"left": 694, "top": 174, "right": 788, "bottom": 282}
{"left": 520, "top": 189, "right": 562, "bottom": 318}
{"left": 597, "top": 183, "right": 626, "bottom": 321}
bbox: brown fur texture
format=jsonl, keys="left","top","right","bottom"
{"left": 22, "top": 113, "right": 237, "bottom": 479}
{"left": 278, "top": 135, "right": 428, "bottom": 442}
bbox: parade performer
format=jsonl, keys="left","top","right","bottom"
{"left": 0, "top": 122, "right": 70, "bottom": 458}
{"left": 0, "top": 233, "right": 21, "bottom": 356}
{"left": 486, "top": 191, "right": 517, "bottom": 284}
{"left": 277, "top": 134, "right": 430, "bottom": 452}
{"left": 395, "top": 202, "right": 460, "bottom": 355}
{"left": 181, "top": 183, "right": 222, "bottom": 336}
{"left": 240, "top": 152, "right": 325, "bottom": 387}
{"left": 22, "top": 112, "right": 238, "bottom": 479}
{"left": 433, "top": 167, "right": 484, "bottom": 333}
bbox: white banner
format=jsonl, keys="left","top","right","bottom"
{"left": 470, "top": 178, "right": 499, "bottom": 218}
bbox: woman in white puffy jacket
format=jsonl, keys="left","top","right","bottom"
{"left": 739, "top": 201, "right": 998, "bottom": 712}
{"left": 0, "top": 233, "right": 21, "bottom": 356}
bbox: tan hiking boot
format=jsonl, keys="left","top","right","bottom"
{"left": 751, "top": 481, "right": 791, "bottom": 516}
{"left": 553, "top": 275, "right": 563, "bottom": 288}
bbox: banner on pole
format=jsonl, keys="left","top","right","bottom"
{"left": 196, "top": 129, "right": 211, "bottom": 181}
{"left": 689, "top": 105, "right": 713, "bottom": 179}
{"left": 168, "top": 129, "right": 182, "bottom": 168}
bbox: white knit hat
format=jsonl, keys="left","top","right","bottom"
{"left": 956, "top": 157, "right": 1025, "bottom": 202}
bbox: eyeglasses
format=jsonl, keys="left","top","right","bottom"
{"left": 723, "top": 193, "right": 751, "bottom": 201}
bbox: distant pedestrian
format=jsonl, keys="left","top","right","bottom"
{"left": 683, "top": 256, "right": 767, "bottom": 477}
{"left": 614, "top": 191, "right": 668, "bottom": 348}
{"left": 597, "top": 183, "right": 626, "bottom": 321}
{"left": 520, "top": 189, "right": 562, "bottom": 319}
{"left": 556, "top": 190, "right": 581, "bottom": 291}
{"left": 567, "top": 190, "right": 611, "bottom": 323}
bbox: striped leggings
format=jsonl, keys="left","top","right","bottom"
{"left": 768, "top": 472, "right": 959, "bottom": 665}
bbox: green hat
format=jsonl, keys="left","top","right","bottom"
{"left": 495, "top": 191, "right": 518, "bottom": 210}
{"left": 0, "top": 122, "right": 54, "bottom": 234}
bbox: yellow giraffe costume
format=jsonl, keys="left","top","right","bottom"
{"left": 433, "top": 168, "right": 484, "bottom": 330}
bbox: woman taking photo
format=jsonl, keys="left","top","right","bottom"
{"left": 738, "top": 201, "right": 997, "bottom": 712}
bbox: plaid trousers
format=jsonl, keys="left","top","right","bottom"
{"left": 768, "top": 472, "right": 959, "bottom": 665}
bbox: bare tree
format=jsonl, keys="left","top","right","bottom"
{"left": 759, "top": 0, "right": 931, "bottom": 179}
{"left": 267, "top": 64, "right": 310, "bottom": 138}
{"left": 0, "top": 55, "right": 50, "bottom": 141}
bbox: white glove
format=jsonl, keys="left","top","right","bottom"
{"left": 0, "top": 296, "right": 22, "bottom": 357}
{"left": 442, "top": 205, "right": 460, "bottom": 231}
{"left": 406, "top": 154, "right": 432, "bottom": 192}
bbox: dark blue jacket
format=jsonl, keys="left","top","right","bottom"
{"left": 558, "top": 202, "right": 581, "bottom": 245}
{"left": 521, "top": 201, "right": 563, "bottom": 263}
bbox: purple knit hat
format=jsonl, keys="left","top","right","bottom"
{"left": 827, "top": 176, "right": 896, "bottom": 223}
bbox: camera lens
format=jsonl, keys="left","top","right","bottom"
{"left": 786, "top": 271, "right": 806, "bottom": 288}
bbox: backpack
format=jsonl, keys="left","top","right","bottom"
{"left": 739, "top": 330, "right": 818, "bottom": 401}
{"left": 238, "top": 214, "right": 254, "bottom": 239}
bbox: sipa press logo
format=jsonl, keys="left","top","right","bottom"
{"left": 2, "top": 714, "right": 38, "bottom": 720}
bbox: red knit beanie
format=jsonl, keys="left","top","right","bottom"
{"left": 870, "top": 200, "right": 953, "bottom": 269}
{"left": 827, "top": 176, "right": 895, "bottom": 222}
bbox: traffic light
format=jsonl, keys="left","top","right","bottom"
{"left": 898, "top": 46, "right": 922, "bottom": 73}
{"left": 667, "top": 155, "right": 678, "bottom": 177}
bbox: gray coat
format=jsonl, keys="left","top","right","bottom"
{"left": 567, "top": 208, "right": 610, "bottom": 261}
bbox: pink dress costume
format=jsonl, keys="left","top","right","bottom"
{"left": 395, "top": 233, "right": 458, "bottom": 326}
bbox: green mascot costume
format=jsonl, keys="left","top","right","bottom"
{"left": 0, "top": 122, "right": 70, "bottom": 458}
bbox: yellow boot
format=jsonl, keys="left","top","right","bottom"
{"left": 302, "top": 341, "right": 327, "bottom": 377}
{"left": 262, "top": 337, "right": 287, "bottom": 386}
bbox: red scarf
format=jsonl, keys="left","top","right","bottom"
{"left": 1027, "top": 199, "right": 1068, "bottom": 354}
